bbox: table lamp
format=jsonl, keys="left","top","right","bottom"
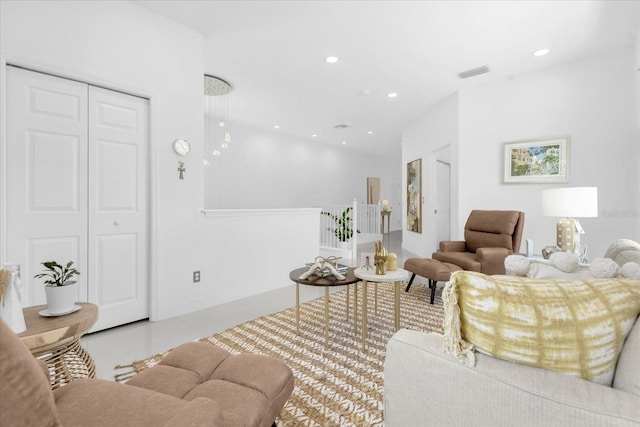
{"left": 541, "top": 187, "right": 598, "bottom": 255}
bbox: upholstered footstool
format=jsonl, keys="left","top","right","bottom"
{"left": 403, "top": 258, "right": 462, "bottom": 304}
{"left": 126, "top": 342, "right": 294, "bottom": 427}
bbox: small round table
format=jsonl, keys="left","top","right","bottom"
{"left": 19, "top": 302, "right": 98, "bottom": 389}
{"left": 354, "top": 267, "right": 409, "bottom": 349}
{"left": 289, "top": 267, "right": 359, "bottom": 347}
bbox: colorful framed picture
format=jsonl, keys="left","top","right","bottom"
{"left": 407, "top": 158, "right": 422, "bottom": 233}
{"left": 503, "top": 136, "right": 570, "bottom": 184}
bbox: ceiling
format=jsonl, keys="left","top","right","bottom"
{"left": 132, "top": 0, "right": 639, "bottom": 159}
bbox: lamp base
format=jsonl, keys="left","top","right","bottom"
{"left": 556, "top": 218, "right": 579, "bottom": 252}
{"left": 556, "top": 218, "right": 588, "bottom": 263}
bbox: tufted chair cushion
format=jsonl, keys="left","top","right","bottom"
{"left": 126, "top": 341, "right": 295, "bottom": 427}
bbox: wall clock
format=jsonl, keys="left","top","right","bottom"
{"left": 173, "top": 139, "right": 191, "bottom": 156}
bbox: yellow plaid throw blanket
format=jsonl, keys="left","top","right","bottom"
{"left": 443, "top": 271, "right": 640, "bottom": 385}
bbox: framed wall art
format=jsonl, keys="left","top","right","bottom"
{"left": 503, "top": 135, "right": 570, "bottom": 184}
{"left": 407, "top": 158, "right": 422, "bottom": 233}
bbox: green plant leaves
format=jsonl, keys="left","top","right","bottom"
{"left": 34, "top": 260, "right": 80, "bottom": 287}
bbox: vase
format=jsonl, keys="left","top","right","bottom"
{"left": 338, "top": 240, "right": 350, "bottom": 250}
{"left": 45, "top": 282, "right": 78, "bottom": 315}
{"left": 0, "top": 264, "right": 26, "bottom": 333}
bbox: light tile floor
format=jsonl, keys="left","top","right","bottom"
{"left": 82, "top": 231, "right": 420, "bottom": 380}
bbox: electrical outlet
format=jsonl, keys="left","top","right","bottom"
{"left": 193, "top": 271, "right": 200, "bottom": 283}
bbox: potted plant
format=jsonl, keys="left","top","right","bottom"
{"left": 34, "top": 261, "right": 80, "bottom": 315}
{"left": 321, "top": 207, "right": 360, "bottom": 247}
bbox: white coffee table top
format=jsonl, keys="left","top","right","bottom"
{"left": 354, "top": 267, "right": 409, "bottom": 282}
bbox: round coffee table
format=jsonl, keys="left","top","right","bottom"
{"left": 289, "top": 266, "right": 359, "bottom": 347}
{"left": 19, "top": 302, "right": 98, "bottom": 389}
{"left": 354, "top": 267, "right": 409, "bottom": 350}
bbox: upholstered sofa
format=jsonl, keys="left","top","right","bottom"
{"left": 385, "top": 324, "right": 640, "bottom": 426}
{"left": 0, "top": 318, "right": 294, "bottom": 427}
{"left": 384, "top": 270, "right": 640, "bottom": 426}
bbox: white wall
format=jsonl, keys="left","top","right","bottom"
{"left": 401, "top": 93, "right": 459, "bottom": 256}
{"left": 457, "top": 48, "right": 639, "bottom": 258}
{"left": 636, "top": 24, "right": 640, "bottom": 238}
{"left": 0, "top": 1, "right": 400, "bottom": 322}
{"left": 402, "top": 48, "right": 639, "bottom": 259}
{"left": 205, "top": 122, "right": 403, "bottom": 228}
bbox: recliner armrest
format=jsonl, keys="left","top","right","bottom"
{"left": 476, "top": 247, "right": 510, "bottom": 274}
{"left": 439, "top": 241, "right": 466, "bottom": 252}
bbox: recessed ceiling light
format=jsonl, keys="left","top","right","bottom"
{"left": 342, "top": 141, "right": 347, "bottom": 145}
{"left": 387, "top": 92, "right": 398, "bottom": 98}
{"left": 367, "top": 131, "right": 373, "bottom": 135}
{"left": 273, "top": 124, "right": 280, "bottom": 129}
{"left": 311, "top": 134, "right": 318, "bottom": 138}
{"left": 325, "top": 56, "right": 339, "bottom": 63}
{"left": 533, "top": 49, "right": 550, "bottom": 57}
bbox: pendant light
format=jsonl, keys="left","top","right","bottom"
{"left": 204, "top": 74, "right": 232, "bottom": 163}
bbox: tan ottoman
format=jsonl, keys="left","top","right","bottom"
{"left": 126, "top": 342, "right": 294, "bottom": 427}
{"left": 403, "top": 258, "right": 462, "bottom": 304}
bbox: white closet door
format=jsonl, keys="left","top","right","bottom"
{"left": 88, "top": 86, "right": 149, "bottom": 331}
{"left": 6, "top": 66, "right": 89, "bottom": 306}
{"left": 6, "top": 66, "right": 149, "bottom": 331}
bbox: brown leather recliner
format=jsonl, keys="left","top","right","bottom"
{"left": 0, "top": 318, "right": 294, "bottom": 427}
{"left": 432, "top": 210, "right": 525, "bottom": 275}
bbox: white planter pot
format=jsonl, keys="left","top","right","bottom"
{"left": 44, "top": 282, "right": 78, "bottom": 315}
{"left": 338, "top": 240, "right": 351, "bottom": 250}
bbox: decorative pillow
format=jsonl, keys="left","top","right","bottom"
{"left": 620, "top": 262, "right": 640, "bottom": 280}
{"left": 442, "top": 271, "right": 640, "bottom": 386}
{"left": 548, "top": 251, "right": 579, "bottom": 272}
{"left": 604, "top": 239, "right": 640, "bottom": 265}
{"left": 504, "top": 254, "right": 530, "bottom": 276}
{"left": 590, "top": 257, "right": 620, "bottom": 278}
{"left": 612, "top": 315, "right": 640, "bottom": 395}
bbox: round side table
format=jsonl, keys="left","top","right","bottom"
{"left": 289, "top": 267, "right": 359, "bottom": 347}
{"left": 354, "top": 267, "right": 409, "bottom": 350}
{"left": 19, "top": 302, "right": 98, "bottom": 389}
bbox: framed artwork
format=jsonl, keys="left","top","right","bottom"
{"left": 406, "top": 158, "right": 422, "bottom": 233}
{"left": 503, "top": 136, "right": 570, "bottom": 183}
{"left": 366, "top": 177, "right": 380, "bottom": 204}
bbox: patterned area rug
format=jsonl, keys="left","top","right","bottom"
{"left": 116, "top": 282, "right": 444, "bottom": 426}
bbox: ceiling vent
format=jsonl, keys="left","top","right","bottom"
{"left": 333, "top": 124, "right": 350, "bottom": 129}
{"left": 458, "top": 65, "right": 490, "bottom": 79}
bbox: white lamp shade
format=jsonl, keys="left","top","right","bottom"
{"left": 541, "top": 187, "right": 598, "bottom": 218}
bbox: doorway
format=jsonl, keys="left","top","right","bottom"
{"left": 435, "top": 160, "right": 451, "bottom": 245}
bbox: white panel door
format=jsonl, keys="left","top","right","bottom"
{"left": 88, "top": 86, "right": 149, "bottom": 331}
{"left": 6, "top": 66, "right": 149, "bottom": 332}
{"left": 435, "top": 161, "right": 451, "bottom": 245}
{"left": 6, "top": 66, "right": 88, "bottom": 306}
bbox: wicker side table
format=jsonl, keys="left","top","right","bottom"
{"left": 19, "top": 302, "right": 98, "bottom": 389}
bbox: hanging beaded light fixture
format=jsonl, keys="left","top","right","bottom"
{"left": 204, "top": 74, "right": 232, "bottom": 164}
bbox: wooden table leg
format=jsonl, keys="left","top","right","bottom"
{"left": 296, "top": 282, "right": 300, "bottom": 335}
{"left": 362, "top": 280, "right": 368, "bottom": 350}
{"left": 346, "top": 283, "right": 350, "bottom": 320}
{"left": 394, "top": 281, "right": 400, "bottom": 330}
{"left": 324, "top": 286, "right": 329, "bottom": 348}
{"left": 354, "top": 282, "right": 358, "bottom": 334}
{"left": 374, "top": 282, "right": 378, "bottom": 314}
